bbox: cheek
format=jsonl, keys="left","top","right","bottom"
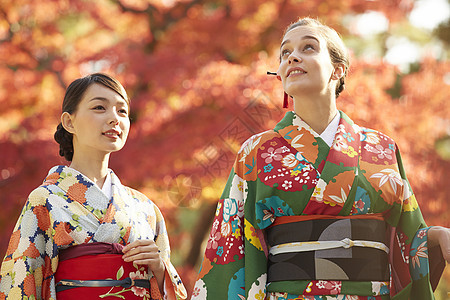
{"left": 122, "top": 120, "right": 131, "bottom": 135}
{"left": 276, "top": 64, "right": 287, "bottom": 85}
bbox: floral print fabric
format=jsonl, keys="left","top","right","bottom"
{"left": 192, "top": 111, "right": 435, "bottom": 300}
{"left": 0, "top": 166, "right": 186, "bottom": 300}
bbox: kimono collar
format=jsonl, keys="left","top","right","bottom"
{"left": 274, "top": 111, "right": 362, "bottom": 215}
{"left": 320, "top": 113, "right": 340, "bottom": 147}
{"left": 43, "top": 165, "right": 116, "bottom": 219}
{"left": 102, "top": 171, "right": 112, "bottom": 199}
{"left": 274, "top": 110, "right": 359, "bottom": 153}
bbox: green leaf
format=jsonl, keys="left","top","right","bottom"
{"left": 68, "top": 219, "right": 78, "bottom": 227}
{"left": 116, "top": 266, "right": 124, "bottom": 280}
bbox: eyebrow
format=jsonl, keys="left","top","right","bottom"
{"left": 280, "top": 35, "right": 320, "bottom": 49}
{"left": 89, "top": 97, "right": 128, "bottom": 106}
{"left": 89, "top": 97, "right": 108, "bottom": 102}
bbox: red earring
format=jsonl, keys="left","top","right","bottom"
{"left": 276, "top": 75, "right": 289, "bottom": 108}
{"left": 283, "top": 92, "right": 289, "bottom": 108}
{"left": 266, "top": 72, "right": 288, "bottom": 108}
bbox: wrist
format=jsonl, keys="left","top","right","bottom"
{"left": 154, "top": 261, "right": 165, "bottom": 279}
{"left": 428, "top": 226, "right": 446, "bottom": 247}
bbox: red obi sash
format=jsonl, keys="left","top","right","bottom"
{"left": 55, "top": 242, "right": 161, "bottom": 300}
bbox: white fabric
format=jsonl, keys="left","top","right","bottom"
{"left": 269, "top": 238, "right": 389, "bottom": 255}
{"left": 320, "top": 113, "right": 340, "bottom": 147}
{"left": 101, "top": 171, "right": 112, "bottom": 199}
{"left": 68, "top": 166, "right": 112, "bottom": 199}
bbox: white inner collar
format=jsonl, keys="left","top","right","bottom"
{"left": 101, "top": 171, "right": 112, "bottom": 199}
{"left": 319, "top": 113, "right": 340, "bottom": 147}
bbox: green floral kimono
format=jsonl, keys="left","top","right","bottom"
{"left": 192, "top": 111, "right": 442, "bottom": 300}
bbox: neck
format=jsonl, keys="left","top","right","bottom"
{"left": 69, "top": 153, "right": 110, "bottom": 188}
{"left": 292, "top": 94, "right": 337, "bottom": 134}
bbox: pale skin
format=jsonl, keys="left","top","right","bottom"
{"left": 277, "top": 26, "right": 450, "bottom": 264}
{"left": 277, "top": 26, "right": 343, "bottom": 135}
{"left": 61, "top": 83, "right": 166, "bottom": 292}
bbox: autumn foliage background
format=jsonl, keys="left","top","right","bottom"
{"left": 0, "top": 0, "right": 449, "bottom": 297}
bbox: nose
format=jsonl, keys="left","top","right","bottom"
{"left": 288, "top": 51, "right": 302, "bottom": 64}
{"left": 109, "top": 111, "right": 120, "bottom": 125}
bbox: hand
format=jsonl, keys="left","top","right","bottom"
{"left": 122, "top": 239, "right": 165, "bottom": 292}
{"left": 428, "top": 226, "right": 450, "bottom": 263}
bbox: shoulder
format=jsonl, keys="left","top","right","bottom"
{"left": 356, "top": 124, "right": 397, "bottom": 148}
{"left": 26, "top": 186, "right": 52, "bottom": 207}
{"left": 355, "top": 124, "right": 401, "bottom": 166}
{"left": 27, "top": 166, "right": 62, "bottom": 207}
{"left": 123, "top": 186, "right": 150, "bottom": 201}
{"left": 340, "top": 112, "right": 397, "bottom": 148}
{"left": 237, "top": 129, "right": 281, "bottom": 156}
{"left": 122, "top": 186, "right": 160, "bottom": 208}
{"left": 123, "top": 186, "right": 166, "bottom": 220}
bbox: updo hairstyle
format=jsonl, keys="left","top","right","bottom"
{"left": 54, "top": 73, "right": 129, "bottom": 161}
{"left": 283, "top": 17, "right": 350, "bottom": 98}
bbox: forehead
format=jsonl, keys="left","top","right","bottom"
{"left": 282, "top": 26, "right": 325, "bottom": 45}
{"left": 82, "top": 83, "right": 128, "bottom": 106}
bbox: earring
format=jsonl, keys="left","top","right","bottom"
{"left": 266, "top": 71, "right": 288, "bottom": 108}
{"left": 283, "top": 92, "right": 289, "bottom": 108}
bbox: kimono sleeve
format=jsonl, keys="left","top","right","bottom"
{"left": 389, "top": 146, "right": 445, "bottom": 299}
{"left": 152, "top": 202, "right": 187, "bottom": 300}
{"left": 0, "top": 186, "right": 57, "bottom": 300}
{"left": 192, "top": 133, "right": 270, "bottom": 300}
{"left": 191, "top": 169, "right": 247, "bottom": 300}
{"left": 192, "top": 168, "right": 268, "bottom": 299}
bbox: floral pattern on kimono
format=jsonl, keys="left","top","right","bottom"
{"left": 192, "top": 111, "right": 439, "bottom": 300}
{"left": 0, "top": 166, "right": 186, "bottom": 300}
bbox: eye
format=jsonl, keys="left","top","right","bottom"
{"left": 92, "top": 105, "right": 105, "bottom": 110}
{"left": 118, "top": 108, "right": 128, "bottom": 115}
{"left": 303, "top": 44, "right": 315, "bottom": 51}
{"left": 281, "top": 49, "right": 291, "bottom": 57}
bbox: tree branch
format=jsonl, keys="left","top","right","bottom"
{"left": 0, "top": 8, "right": 13, "bottom": 44}
{"left": 185, "top": 201, "right": 217, "bottom": 267}
{"left": 113, "top": 0, "right": 207, "bottom": 52}
{"left": 112, "top": 0, "right": 158, "bottom": 15}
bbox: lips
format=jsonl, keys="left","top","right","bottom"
{"left": 287, "top": 67, "right": 306, "bottom": 77}
{"left": 103, "top": 129, "right": 121, "bottom": 139}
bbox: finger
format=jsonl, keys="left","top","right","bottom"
{"left": 123, "top": 239, "right": 155, "bottom": 252}
{"left": 128, "top": 256, "right": 161, "bottom": 266}
{"left": 123, "top": 251, "right": 160, "bottom": 262}
{"left": 123, "top": 240, "right": 157, "bottom": 254}
{"left": 123, "top": 245, "right": 159, "bottom": 259}
{"left": 126, "top": 256, "right": 165, "bottom": 274}
{"left": 123, "top": 253, "right": 164, "bottom": 272}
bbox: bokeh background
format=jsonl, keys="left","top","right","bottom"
{"left": 0, "top": 0, "right": 449, "bottom": 298}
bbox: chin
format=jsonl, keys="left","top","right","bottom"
{"left": 105, "top": 144, "right": 125, "bottom": 153}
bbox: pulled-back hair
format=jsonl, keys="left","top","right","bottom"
{"left": 54, "top": 73, "right": 129, "bottom": 161}
{"left": 283, "top": 17, "right": 350, "bottom": 98}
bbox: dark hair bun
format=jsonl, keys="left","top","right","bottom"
{"left": 336, "top": 78, "right": 345, "bottom": 98}
{"left": 54, "top": 123, "right": 74, "bottom": 161}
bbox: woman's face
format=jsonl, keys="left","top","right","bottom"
{"left": 65, "top": 83, "right": 130, "bottom": 158}
{"left": 277, "top": 26, "right": 337, "bottom": 99}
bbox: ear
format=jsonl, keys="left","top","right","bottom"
{"left": 276, "top": 65, "right": 283, "bottom": 82}
{"left": 61, "top": 112, "right": 75, "bottom": 134}
{"left": 332, "top": 64, "right": 345, "bottom": 80}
